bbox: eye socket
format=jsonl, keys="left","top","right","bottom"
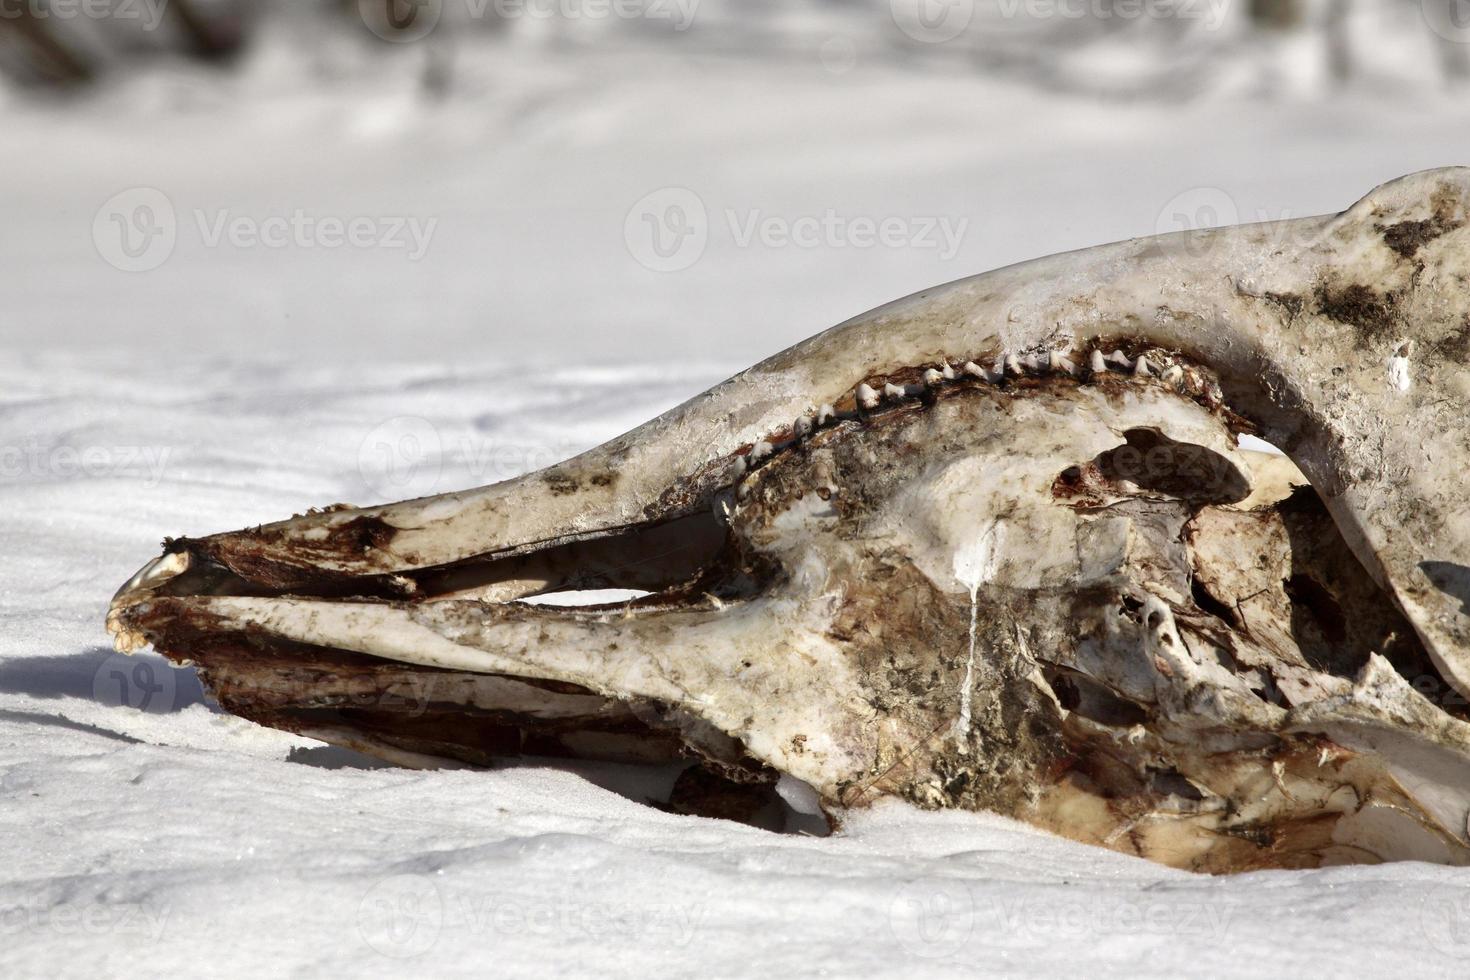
{"left": 1094, "top": 428, "right": 1251, "bottom": 505}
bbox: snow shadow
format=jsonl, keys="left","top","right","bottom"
{"left": 0, "top": 647, "right": 210, "bottom": 714}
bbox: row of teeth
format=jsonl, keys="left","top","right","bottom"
{"left": 734, "top": 348, "right": 1193, "bottom": 474}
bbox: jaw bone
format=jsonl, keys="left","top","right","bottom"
{"left": 109, "top": 168, "right": 1470, "bottom": 871}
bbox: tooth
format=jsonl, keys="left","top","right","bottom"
{"left": 963, "top": 361, "right": 986, "bottom": 380}
{"left": 732, "top": 454, "right": 748, "bottom": 476}
{"left": 1109, "top": 350, "right": 1131, "bottom": 370}
{"left": 818, "top": 403, "right": 837, "bottom": 425}
{"left": 750, "top": 440, "right": 774, "bottom": 463}
{"left": 1133, "top": 356, "right": 1153, "bottom": 378}
{"left": 941, "top": 363, "right": 956, "bottom": 381}
{"left": 923, "top": 368, "right": 944, "bottom": 388}
{"left": 1051, "top": 352, "right": 1076, "bottom": 375}
{"left": 1089, "top": 349, "right": 1107, "bottom": 374}
{"left": 1022, "top": 354, "right": 1042, "bottom": 372}
{"left": 794, "top": 415, "right": 814, "bottom": 438}
{"left": 856, "top": 383, "right": 880, "bottom": 410}
{"left": 883, "top": 382, "right": 907, "bottom": 400}
{"left": 1005, "top": 353, "right": 1024, "bottom": 376}
{"left": 1162, "top": 364, "right": 1185, "bottom": 386}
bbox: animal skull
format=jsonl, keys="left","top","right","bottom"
{"left": 109, "top": 169, "right": 1470, "bottom": 872}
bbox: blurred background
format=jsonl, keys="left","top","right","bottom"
{"left": 5, "top": 0, "right": 1470, "bottom": 367}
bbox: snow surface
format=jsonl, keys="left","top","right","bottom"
{"left": 6, "top": 18, "right": 1470, "bottom": 979}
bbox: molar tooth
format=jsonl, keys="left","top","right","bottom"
{"left": 883, "top": 382, "right": 907, "bottom": 400}
{"left": 1161, "top": 364, "right": 1184, "bottom": 386}
{"left": 1050, "top": 352, "right": 1077, "bottom": 375}
{"left": 794, "top": 415, "right": 814, "bottom": 438}
{"left": 1108, "top": 350, "right": 1131, "bottom": 370}
{"left": 963, "top": 360, "right": 986, "bottom": 380}
{"left": 856, "top": 383, "right": 880, "bottom": 410}
{"left": 731, "top": 455, "right": 748, "bottom": 477}
{"left": 817, "top": 403, "right": 837, "bottom": 425}
{"left": 1021, "top": 353, "right": 1042, "bottom": 372}
{"left": 1089, "top": 349, "right": 1108, "bottom": 374}
{"left": 1005, "top": 353, "right": 1024, "bottom": 376}
{"left": 750, "top": 440, "right": 774, "bottom": 463}
{"left": 941, "top": 363, "right": 956, "bottom": 381}
{"left": 923, "top": 368, "right": 944, "bottom": 388}
{"left": 1133, "top": 355, "right": 1153, "bottom": 378}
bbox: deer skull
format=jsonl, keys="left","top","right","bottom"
{"left": 108, "top": 168, "right": 1470, "bottom": 872}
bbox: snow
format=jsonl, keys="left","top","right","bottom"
{"left": 6, "top": 12, "right": 1470, "bottom": 978}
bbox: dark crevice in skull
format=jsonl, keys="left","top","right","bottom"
{"left": 1096, "top": 429, "right": 1250, "bottom": 505}
{"left": 1283, "top": 574, "right": 1349, "bottom": 646}
{"left": 1041, "top": 664, "right": 1148, "bottom": 728}
{"left": 1190, "top": 577, "right": 1241, "bottom": 629}
{"left": 156, "top": 510, "right": 735, "bottom": 607}
{"left": 1421, "top": 561, "right": 1470, "bottom": 618}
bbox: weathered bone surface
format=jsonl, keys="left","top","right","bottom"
{"left": 109, "top": 168, "right": 1470, "bottom": 872}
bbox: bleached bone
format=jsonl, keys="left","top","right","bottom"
{"left": 109, "top": 169, "right": 1470, "bottom": 872}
